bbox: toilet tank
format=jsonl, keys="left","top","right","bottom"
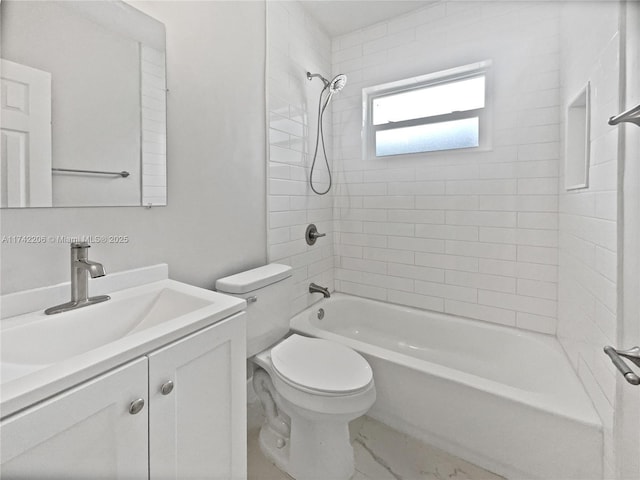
{"left": 216, "top": 264, "right": 292, "bottom": 357}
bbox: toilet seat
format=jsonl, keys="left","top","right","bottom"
{"left": 270, "top": 335, "right": 373, "bottom": 395}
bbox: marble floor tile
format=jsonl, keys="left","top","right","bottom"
{"left": 352, "top": 417, "right": 505, "bottom": 480}
{"left": 353, "top": 438, "right": 398, "bottom": 479}
{"left": 248, "top": 416, "right": 504, "bottom": 480}
{"left": 349, "top": 415, "right": 367, "bottom": 442}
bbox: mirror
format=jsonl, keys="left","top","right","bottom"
{"left": 0, "top": 0, "right": 167, "bottom": 208}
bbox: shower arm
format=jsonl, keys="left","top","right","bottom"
{"left": 306, "top": 72, "right": 330, "bottom": 88}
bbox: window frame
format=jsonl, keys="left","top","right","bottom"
{"left": 362, "top": 60, "right": 493, "bottom": 160}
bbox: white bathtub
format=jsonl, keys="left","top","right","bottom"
{"left": 290, "top": 294, "right": 602, "bottom": 480}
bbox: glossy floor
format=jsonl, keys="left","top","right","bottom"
{"left": 248, "top": 416, "right": 504, "bottom": 480}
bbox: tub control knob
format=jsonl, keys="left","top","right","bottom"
{"left": 305, "top": 224, "right": 326, "bottom": 245}
{"left": 160, "top": 380, "right": 174, "bottom": 395}
{"left": 129, "top": 398, "right": 145, "bottom": 415}
{"left": 276, "top": 438, "right": 286, "bottom": 449}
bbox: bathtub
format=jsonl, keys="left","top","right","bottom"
{"left": 290, "top": 294, "right": 602, "bottom": 480}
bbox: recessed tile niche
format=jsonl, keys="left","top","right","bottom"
{"left": 565, "top": 82, "right": 591, "bottom": 190}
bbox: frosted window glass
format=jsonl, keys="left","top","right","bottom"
{"left": 373, "top": 76, "right": 485, "bottom": 125}
{"left": 376, "top": 118, "right": 479, "bottom": 156}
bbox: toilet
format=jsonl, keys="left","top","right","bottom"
{"left": 216, "top": 264, "right": 375, "bottom": 480}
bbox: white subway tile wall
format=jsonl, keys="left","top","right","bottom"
{"left": 141, "top": 45, "right": 167, "bottom": 206}
{"left": 331, "top": 1, "right": 561, "bottom": 334}
{"left": 266, "top": 2, "right": 335, "bottom": 314}
{"left": 558, "top": 3, "right": 621, "bottom": 477}
{"left": 268, "top": 5, "right": 621, "bottom": 474}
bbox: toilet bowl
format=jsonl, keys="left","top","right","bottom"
{"left": 253, "top": 334, "right": 375, "bottom": 479}
{"left": 216, "top": 265, "right": 376, "bottom": 480}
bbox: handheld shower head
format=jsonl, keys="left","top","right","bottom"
{"left": 329, "top": 74, "right": 347, "bottom": 93}
{"left": 306, "top": 71, "right": 347, "bottom": 196}
{"left": 306, "top": 71, "right": 348, "bottom": 94}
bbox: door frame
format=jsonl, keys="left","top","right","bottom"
{"left": 617, "top": 1, "right": 640, "bottom": 478}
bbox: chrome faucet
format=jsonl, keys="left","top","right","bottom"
{"left": 309, "top": 282, "right": 330, "bottom": 298}
{"left": 45, "top": 242, "right": 110, "bottom": 315}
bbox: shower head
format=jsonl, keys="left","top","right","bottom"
{"left": 329, "top": 74, "right": 347, "bottom": 93}
{"left": 306, "top": 71, "right": 347, "bottom": 94}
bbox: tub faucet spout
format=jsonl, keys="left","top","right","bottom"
{"left": 309, "top": 283, "right": 330, "bottom": 298}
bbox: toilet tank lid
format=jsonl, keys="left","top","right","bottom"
{"left": 216, "top": 264, "right": 292, "bottom": 294}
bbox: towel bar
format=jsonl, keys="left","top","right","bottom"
{"left": 608, "top": 103, "right": 640, "bottom": 127}
{"left": 603, "top": 345, "right": 640, "bottom": 385}
{"left": 52, "top": 168, "right": 130, "bottom": 178}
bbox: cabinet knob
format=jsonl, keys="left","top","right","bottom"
{"left": 129, "top": 398, "right": 145, "bottom": 415}
{"left": 160, "top": 380, "right": 174, "bottom": 395}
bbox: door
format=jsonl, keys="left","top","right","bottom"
{"left": 148, "top": 313, "right": 247, "bottom": 480}
{"left": 0, "top": 59, "right": 52, "bottom": 207}
{"left": 0, "top": 358, "right": 149, "bottom": 479}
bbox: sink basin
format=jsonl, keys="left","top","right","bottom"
{"left": 2, "top": 287, "right": 213, "bottom": 366}
{"left": 0, "top": 277, "right": 246, "bottom": 418}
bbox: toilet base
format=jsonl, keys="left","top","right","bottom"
{"left": 258, "top": 410, "right": 356, "bottom": 480}
{"left": 258, "top": 421, "right": 292, "bottom": 476}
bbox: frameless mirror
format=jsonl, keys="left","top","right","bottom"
{"left": 0, "top": 0, "right": 167, "bottom": 208}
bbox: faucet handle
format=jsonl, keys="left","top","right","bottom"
{"left": 71, "top": 242, "right": 90, "bottom": 249}
{"left": 305, "top": 224, "right": 326, "bottom": 245}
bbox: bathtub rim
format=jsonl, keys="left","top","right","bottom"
{"left": 290, "top": 293, "right": 602, "bottom": 430}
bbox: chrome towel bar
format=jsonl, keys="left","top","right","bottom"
{"left": 52, "top": 168, "right": 130, "bottom": 178}
{"left": 608, "top": 103, "right": 640, "bottom": 127}
{"left": 603, "top": 345, "right": 640, "bottom": 385}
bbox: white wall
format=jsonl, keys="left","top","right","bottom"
{"left": 331, "top": 1, "right": 561, "bottom": 334}
{"left": 266, "top": 1, "right": 334, "bottom": 314}
{"left": 557, "top": 2, "right": 622, "bottom": 478}
{"left": 0, "top": 1, "right": 267, "bottom": 294}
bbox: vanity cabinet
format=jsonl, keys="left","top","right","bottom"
{"left": 148, "top": 312, "right": 247, "bottom": 479}
{"left": 1, "top": 357, "right": 149, "bottom": 478}
{"left": 0, "top": 312, "right": 247, "bottom": 479}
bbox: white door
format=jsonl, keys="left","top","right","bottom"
{"left": 0, "top": 59, "right": 52, "bottom": 207}
{"left": 0, "top": 358, "right": 149, "bottom": 479}
{"left": 148, "top": 313, "right": 247, "bottom": 480}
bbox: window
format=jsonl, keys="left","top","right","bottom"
{"left": 363, "top": 61, "right": 491, "bottom": 158}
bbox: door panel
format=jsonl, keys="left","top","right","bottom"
{"left": 0, "top": 59, "right": 52, "bottom": 207}
{"left": 0, "top": 358, "right": 148, "bottom": 479}
{"left": 148, "top": 313, "right": 246, "bottom": 480}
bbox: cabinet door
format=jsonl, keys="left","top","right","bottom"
{"left": 148, "top": 312, "right": 246, "bottom": 480}
{"left": 1, "top": 358, "right": 148, "bottom": 479}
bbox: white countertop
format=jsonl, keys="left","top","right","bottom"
{"left": 0, "top": 265, "right": 246, "bottom": 418}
